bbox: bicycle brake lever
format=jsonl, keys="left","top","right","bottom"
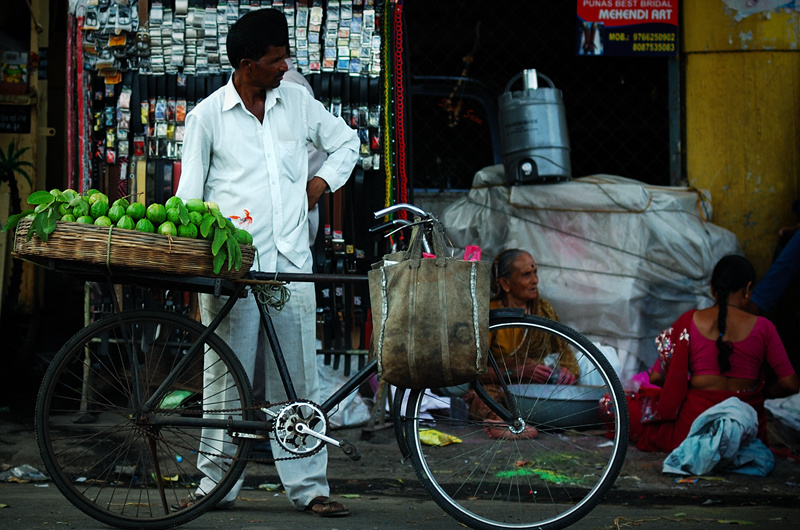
{"left": 369, "top": 219, "right": 412, "bottom": 234}
{"left": 369, "top": 220, "right": 401, "bottom": 233}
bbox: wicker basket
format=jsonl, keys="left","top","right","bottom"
{"left": 12, "top": 219, "right": 255, "bottom": 280}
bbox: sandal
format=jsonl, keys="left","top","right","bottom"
{"left": 304, "top": 496, "right": 351, "bottom": 517}
{"left": 172, "top": 495, "right": 203, "bottom": 511}
{"left": 172, "top": 494, "right": 235, "bottom": 511}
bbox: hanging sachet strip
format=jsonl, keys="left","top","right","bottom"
{"left": 392, "top": 0, "right": 408, "bottom": 218}
{"left": 381, "top": 1, "right": 395, "bottom": 210}
{"left": 77, "top": 16, "right": 93, "bottom": 193}
{"left": 67, "top": 12, "right": 76, "bottom": 190}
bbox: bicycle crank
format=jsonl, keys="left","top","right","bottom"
{"left": 272, "top": 401, "right": 361, "bottom": 461}
{"left": 295, "top": 424, "right": 361, "bottom": 461}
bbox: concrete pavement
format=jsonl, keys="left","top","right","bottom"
{"left": 1, "top": 480, "right": 799, "bottom": 529}
{"left": 1, "top": 416, "right": 799, "bottom": 529}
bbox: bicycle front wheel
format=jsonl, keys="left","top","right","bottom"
{"left": 402, "top": 314, "right": 628, "bottom": 530}
{"left": 35, "top": 310, "right": 255, "bottom": 530}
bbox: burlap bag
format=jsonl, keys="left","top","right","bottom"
{"left": 368, "top": 222, "right": 489, "bottom": 389}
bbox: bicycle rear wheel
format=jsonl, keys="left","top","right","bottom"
{"left": 35, "top": 310, "right": 255, "bottom": 530}
{"left": 402, "top": 314, "right": 628, "bottom": 530}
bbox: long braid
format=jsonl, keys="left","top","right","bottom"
{"left": 709, "top": 255, "right": 756, "bottom": 374}
{"left": 715, "top": 287, "right": 733, "bottom": 373}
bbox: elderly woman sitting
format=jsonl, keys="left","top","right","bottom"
{"left": 465, "top": 248, "right": 580, "bottom": 439}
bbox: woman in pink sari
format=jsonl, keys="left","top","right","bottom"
{"left": 630, "top": 255, "right": 798, "bottom": 453}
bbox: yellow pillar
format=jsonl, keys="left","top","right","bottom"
{"left": 684, "top": 2, "right": 800, "bottom": 277}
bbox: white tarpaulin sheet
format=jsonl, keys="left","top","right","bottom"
{"left": 441, "top": 166, "right": 742, "bottom": 382}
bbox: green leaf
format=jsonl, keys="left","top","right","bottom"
{"left": 225, "top": 236, "right": 236, "bottom": 270}
{"left": 41, "top": 208, "right": 58, "bottom": 239}
{"left": 0, "top": 209, "right": 34, "bottom": 232}
{"left": 212, "top": 248, "right": 226, "bottom": 274}
{"left": 234, "top": 232, "right": 243, "bottom": 269}
{"left": 233, "top": 237, "right": 242, "bottom": 270}
{"left": 60, "top": 190, "right": 78, "bottom": 202}
{"left": 178, "top": 203, "right": 190, "bottom": 225}
{"left": 200, "top": 214, "right": 216, "bottom": 238}
{"left": 226, "top": 235, "right": 243, "bottom": 271}
{"left": 214, "top": 210, "right": 226, "bottom": 228}
{"left": 31, "top": 211, "right": 48, "bottom": 242}
{"left": 211, "top": 227, "right": 228, "bottom": 255}
{"left": 27, "top": 190, "right": 56, "bottom": 205}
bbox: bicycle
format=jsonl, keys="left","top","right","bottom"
{"left": 33, "top": 203, "right": 628, "bottom": 530}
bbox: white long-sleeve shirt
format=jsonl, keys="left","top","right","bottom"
{"left": 282, "top": 59, "right": 328, "bottom": 247}
{"left": 177, "top": 75, "right": 359, "bottom": 271}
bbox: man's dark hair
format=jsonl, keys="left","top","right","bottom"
{"left": 227, "top": 9, "right": 289, "bottom": 69}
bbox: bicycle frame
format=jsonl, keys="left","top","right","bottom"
{"left": 39, "top": 248, "right": 517, "bottom": 454}
{"left": 33, "top": 203, "right": 629, "bottom": 530}
{"left": 90, "top": 268, "right": 378, "bottom": 444}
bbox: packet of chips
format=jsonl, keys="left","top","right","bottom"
{"left": 418, "top": 429, "right": 462, "bottom": 447}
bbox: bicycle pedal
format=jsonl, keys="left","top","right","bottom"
{"left": 338, "top": 438, "right": 361, "bottom": 461}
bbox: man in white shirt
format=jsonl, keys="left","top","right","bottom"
{"left": 282, "top": 58, "right": 328, "bottom": 247}
{"left": 176, "top": 9, "right": 358, "bottom": 517}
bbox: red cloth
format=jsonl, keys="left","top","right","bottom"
{"left": 630, "top": 309, "right": 768, "bottom": 452}
{"left": 651, "top": 310, "right": 693, "bottom": 424}
{"left": 630, "top": 386, "right": 766, "bottom": 453}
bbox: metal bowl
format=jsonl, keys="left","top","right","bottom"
{"left": 507, "top": 384, "right": 606, "bottom": 430}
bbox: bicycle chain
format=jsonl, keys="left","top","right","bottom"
{"left": 147, "top": 399, "right": 326, "bottom": 464}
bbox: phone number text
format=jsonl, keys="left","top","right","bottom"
{"left": 632, "top": 42, "right": 675, "bottom": 52}
{"left": 633, "top": 33, "right": 675, "bottom": 41}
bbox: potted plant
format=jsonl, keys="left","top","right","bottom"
{"left": 0, "top": 140, "right": 34, "bottom": 314}
{"left": 0, "top": 140, "right": 33, "bottom": 219}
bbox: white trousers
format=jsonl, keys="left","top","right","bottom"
{"left": 195, "top": 263, "right": 328, "bottom": 510}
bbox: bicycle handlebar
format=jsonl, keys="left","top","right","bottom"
{"left": 370, "top": 204, "right": 436, "bottom": 254}
{"left": 373, "top": 203, "right": 431, "bottom": 220}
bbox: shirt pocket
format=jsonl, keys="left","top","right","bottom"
{"left": 276, "top": 139, "right": 305, "bottom": 183}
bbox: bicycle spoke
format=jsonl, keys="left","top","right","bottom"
{"left": 401, "top": 315, "right": 628, "bottom": 530}
{"left": 36, "top": 311, "right": 254, "bottom": 530}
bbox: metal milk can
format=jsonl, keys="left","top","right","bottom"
{"left": 498, "top": 69, "right": 571, "bottom": 185}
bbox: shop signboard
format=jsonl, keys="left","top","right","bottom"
{"left": 1, "top": 50, "right": 29, "bottom": 95}
{"left": 577, "top": 0, "right": 679, "bottom": 57}
{"left": 0, "top": 105, "right": 30, "bottom": 134}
